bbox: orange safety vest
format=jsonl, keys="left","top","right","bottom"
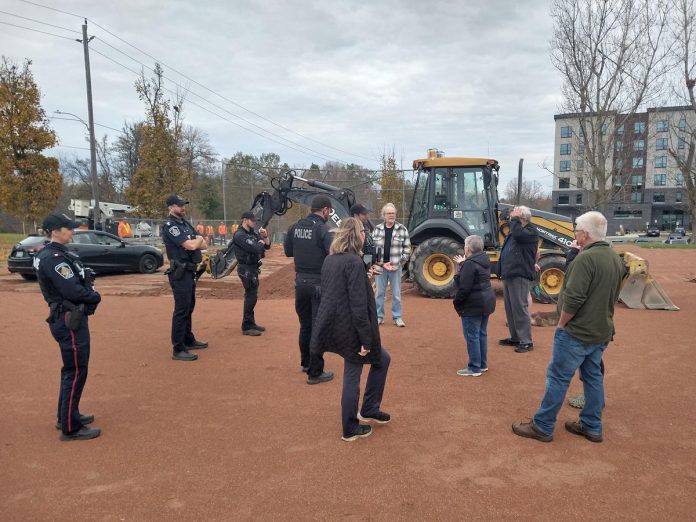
{"left": 205, "top": 225, "right": 214, "bottom": 236}
{"left": 218, "top": 224, "right": 227, "bottom": 235}
{"left": 196, "top": 223, "right": 204, "bottom": 235}
{"left": 118, "top": 220, "right": 133, "bottom": 238}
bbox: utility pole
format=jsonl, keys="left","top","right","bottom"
{"left": 79, "top": 19, "right": 100, "bottom": 228}
{"left": 221, "top": 158, "right": 227, "bottom": 223}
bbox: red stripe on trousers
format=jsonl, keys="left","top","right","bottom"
{"left": 65, "top": 312, "right": 79, "bottom": 433}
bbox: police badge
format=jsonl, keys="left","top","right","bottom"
{"left": 55, "top": 262, "right": 75, "bottom": 279}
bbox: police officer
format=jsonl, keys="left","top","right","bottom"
{"left": 162, "top": 195, "right": 209, "bottom": 361}
{"left": 35, "top": 213, "right": 102, "bottom": 441}
{"left": 284, "top": 195, "right": 335, "bottom": 385}
{"left": 232, "top": 211, "right": 270, "bottom": 335}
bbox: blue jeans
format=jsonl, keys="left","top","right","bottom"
{"left": 460, "top": 315, "right": 489, "bottom": 372}
{"left": 533, "top": 328, "right": 607, "bottom": 436}
{"left": 375, "top": 266, "right": 402, "bottom": 321}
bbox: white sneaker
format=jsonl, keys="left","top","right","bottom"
{"left": 456, "top": 368, "right": 482, "bottom": 377}
{"left": 394, "top": 318, "right": 406, "bottom": 327}
{"left": 378, "top": 318, "right": 384, "bottom": 325}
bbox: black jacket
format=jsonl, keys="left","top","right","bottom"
{"left": 453, "top": 252, "right": 496, "bottom": 317}
{"left": 232, "top": 226, "right": 269, "bottom": 266}
{"left": 499, "top": 218, "right": 538, "bottom": 280}
{"left": 35, "top": 242, "right": 101, "bottom": 306}
{"left": 310, "top": 253, "right": 382, "bottom": 365}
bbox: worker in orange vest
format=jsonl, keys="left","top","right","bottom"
{"left": 218, "top": 222, "right": 228, "bottom": 245}
{"left": 195, "top": 222, "right": 204, "bottom": 236}
{"left": 205, "top": 224, "right": 215, "bottom": 246}
{"left": 117, "top": 219, "right": 133, "bottom": 238}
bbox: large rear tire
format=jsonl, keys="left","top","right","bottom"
{"left": 409, "top": 237, "right": 463, "bottom": 298}
{"left": 533, "top": 255, "right": 566, "bottom": 304}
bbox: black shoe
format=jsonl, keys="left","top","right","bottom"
{"left": 307, "top": 371, "right": 334, "bottom": 385}
{"left": 565, "top": 421, "right": 603, "bottom": 443}
{"left": 515, "top": 343, "right": 534, "bottom": 353}
{"left": 242, "top": 329, "right": 262, "bottom": 336}
{"left": 342, "top": 424, "right": 372, "bottom": 442}
{"left": 498, "top": 338, "right": 520, "bottom": 346}
{"left": 55, "top": 413, "right": 95, "bottom": 430}
{"left": 172, "top": 350, "right": 198, "bottom": 361}
{"left": 60, "top": 426, "right": 101, "bottom": 441}
{"left": 358, "top": 411, "right": 391, "bottom": 424}
{"left": 251, "top": 324, "right": 266, "bottom": 332}
{"left": 186, "top": 340, "right": 208, "bottom": 350}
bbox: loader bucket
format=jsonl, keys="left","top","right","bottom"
{"left": 618, "top": 251, "right": 679, "bottom": 311}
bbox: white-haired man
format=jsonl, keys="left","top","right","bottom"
{"left": 372, "top": 203, "right": 411, "bottom": 327}
{"left": 512, "top": 211, "right": 624, "bottom": 443}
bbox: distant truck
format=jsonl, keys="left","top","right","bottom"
{"left": 69, "top": 199, "right": 135, "bottom": 236}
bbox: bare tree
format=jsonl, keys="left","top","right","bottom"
{"left": 669, "top": 0, "right": 696, "bottom": 230}
{"left": 502, "top": 178, "right": 552, "bottom": 211}
{"left": 550, "top": 0, "right": 670, "bottom": 212}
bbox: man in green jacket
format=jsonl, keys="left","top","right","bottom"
{"left": 512, "top": 211, "right": 624, "bottom": 443}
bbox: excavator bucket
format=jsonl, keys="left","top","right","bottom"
{"left": 618, "top": 251, "right": 679, "bottom": 311}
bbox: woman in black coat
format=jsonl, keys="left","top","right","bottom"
{"left": 453, "top": 235, "right": 496, "bottom": 377}
{"left": 310, "top": 218, "right": 391, "bottom": 442}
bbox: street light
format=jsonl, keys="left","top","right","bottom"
{"left": 55, "top": 109, "right": 101, "bottom": 228}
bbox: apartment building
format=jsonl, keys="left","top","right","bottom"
{"left": 552, "top": 106, "right": 694, "bottom": 233}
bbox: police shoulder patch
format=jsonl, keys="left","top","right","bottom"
{"left": 170, "top": 226, "right": 181, "bottom": 237}
{"left": 55, "top": 262, "right": 74, "bottom": 279}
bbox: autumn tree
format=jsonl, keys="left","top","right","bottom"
{"left": 127, "top": 64, "right": 190, "bottom": 217}
{"left": 550, "top": 0, "right": 670, "bottom": 212}
{"left": 0, "top": 57, "right": 61, "bottom": 224}
{"left": 379, "top": 147, "right": 402, "bottom": 218}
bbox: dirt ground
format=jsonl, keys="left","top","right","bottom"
{"left": 1, "top": 245, "right": 695, "bottom": 521}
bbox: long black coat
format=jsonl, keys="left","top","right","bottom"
{"left": 453, "top": 251, "right": 496, "bottom": 317}
{"left": 310, "top": 253, "right": 382, "bottom": 365}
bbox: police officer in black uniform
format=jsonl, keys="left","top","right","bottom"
{"left": 35, "top": 213, "right": 102, "bottom": 441}
{"left": 284, "top": 195, "right": 335, "bottom": 385}
{"left": 162, "top": 195, "right": 209, "bottom": 361}
{"left": 232, "top": 211, "right": 270, "bottom": 335}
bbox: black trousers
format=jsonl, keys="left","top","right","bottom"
{"left": 49, "top": 313, "right": 91, "bottom": 435}
{"left": 295, "top": 279, "right": 324, "bottom": 376}
{"left": 342, "top": 348, "right": 391, "bottom": 437}
{"left": 238, "top": 265, "right": 260, "bottom": 331}
{"left": 169, "top": 270, "right": 196, "bottom": 351}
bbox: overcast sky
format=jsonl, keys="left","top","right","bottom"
{"left": 1, "top": 0, "right": 563, "bottom": 190}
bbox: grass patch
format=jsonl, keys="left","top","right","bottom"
{"left": 0, "top": 233, "right": 26, "bottom": 262}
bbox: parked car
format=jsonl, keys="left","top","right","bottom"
{"left": 646, "top": 226, "right": 661, "bottom": 237}
{"left": 665, "top": 234, "right": 692, "bottom": 245}
{"left": 7, "top": 230, "right": 164, "bottom": 280}
{"left": 674, "top": 227, "right": 686, "bottom": 237}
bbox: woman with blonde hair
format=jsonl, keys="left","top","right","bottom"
{"left": 310, "top": 218, "right": 391, "bottom": 442}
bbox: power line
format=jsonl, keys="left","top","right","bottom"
{"left": 0, "top": 9, "right": 80, "bottom": 34}
{"left": 0, "top": 20, "right": 76, "bottom": 40}
{"left": 48, "top": 115, "right": 124, "bottom": 134}
{"left": 53, "top": 144, "right": 91, "bottom": 151}
{"left": 16, "top": 0, "right": 83, "bottom": 20}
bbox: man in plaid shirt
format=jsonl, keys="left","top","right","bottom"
{"left": 372, "top": 203, "right": 411, "bottom": 327}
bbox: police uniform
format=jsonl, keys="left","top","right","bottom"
{"left": 232, "top": 215, "right": 270, "bottom": 333}
{"left": 35, "top": 214, "right": 101, "bottom": 440}
{"left": 284, "top": 207, "right": 332, "bottom": 377}
{"left": 162, "top": 196, "right": 207, "bottom": 359}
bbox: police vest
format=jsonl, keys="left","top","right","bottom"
{"left": 291, "top": 215, "right": 328, "bottom": 275}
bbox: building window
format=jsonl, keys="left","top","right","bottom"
{"left": 559, "top": 178, "right": 571, "bottom": 188}
{"left": 560, "top": 143, "right": 571, "bottom": 155}
{"left": 676, "top": 173, "right": 684, "bottom": 187}
{"left": 615, "top": 158, "right": 624, "bottom": 170}
{"left": 678, "top": 117, "right": 687, "bottom": 131}
{"left": 678, "top": 151, "right": 686, "bottom": 163}
{"left": 656, "top": 120, "right": 669, "bottom": 132}
{"left": 655, "top": 156, "right": 667, "bottom": 168}
{"left": 614, "top": 175, "right": 622, "bottom": 187}
{"left": 632, "top": 157, "right": 644, "bottom": 169}
{"left": 616, "top": 141, "right": 624, "bottom": 152}
{"left": 559, "top": 160, "right": 571, "bottom": 172}
{"left": 616, "top": 124, "right": 624, "bottom": 136}
{"left": 576, "top": 193, "right": 583, "bottom": 205}
{"left": 558, "top": 194, "right": 569, "bottom": 205}
{"left": 634, "top": 122, "right": 646, "bottom": 134}
{"left": 634, "top": 139, "right": 645, "bottom": 151}
{"left": 656, "top": 138, "right": 668, "bottom": 150}
{"left": 560, "top": 126, "right": 572, "bottom": 138}
{"left": 631, "top": 175, "right": 643, "bottom": 187}
{"left": 631, "top": 191, "right": 642, "bottom": 203}
{"left": 676, "top": 191, "right": 683, "bottom": 203}
{"left": 579, "top": 126, "right": 585, "bottom": 137}
{"left": 601, "top": 122, "right": 609, "bottom": 135}
{"left": 578, "top": 143, "right": 585, "bottom": 156}
{"left": 576, "top": 159, "right": 584, "bottom": 171}
{"left": 654, "top": 173, "right": 666, "bottom": 186}
{"left": 576, "top": 177, "right": 583, "bottom": 189}
{"left": 678, "top": 137, "right": 687, "bottom": 149}
{"left": 653, "top": 192, "right": 665, "bottom": 203}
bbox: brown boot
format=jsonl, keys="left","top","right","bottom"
{"left": 565, "top": 421, "right": 603, "bottom": 443}
{"left": 512, "top": 420, "right": 553, "bottom": 442}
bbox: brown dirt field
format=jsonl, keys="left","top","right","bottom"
{"left": 1, "top": 245, "right": 695, "bottom": 520}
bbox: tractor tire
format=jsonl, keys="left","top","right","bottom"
{"left": 409, "top": 237, "right": 463, "bottom": 298}
{"left": 533, "top": 255, "right": 566, "bottom": 304}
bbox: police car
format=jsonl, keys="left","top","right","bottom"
{"left": 7, "top": 230, "right": 163, "bottom": 280}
